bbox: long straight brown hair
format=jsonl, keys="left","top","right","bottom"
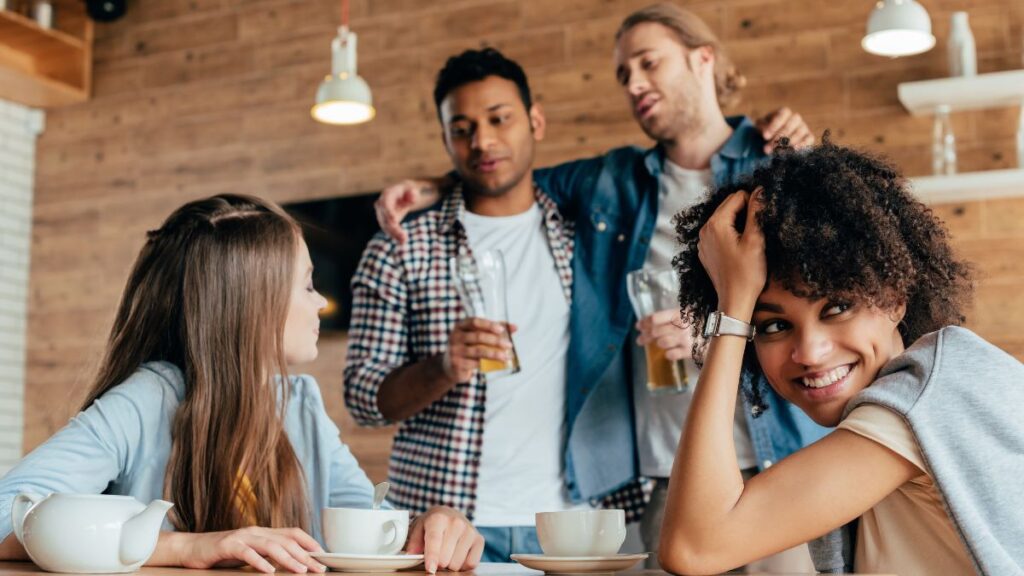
{"left": 81, "top": 194, "right": 309, "bottom": 533}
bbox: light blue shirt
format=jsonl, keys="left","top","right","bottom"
{"left": 0, "top": 361, "right": 378, "bottom": 545}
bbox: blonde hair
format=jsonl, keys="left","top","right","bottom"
{"left": 617, "top": 3, "right": 746, "bottom": 108}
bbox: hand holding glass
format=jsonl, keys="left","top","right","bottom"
{"left": 627, "top": 268, "right": 690, "bottom": 394}
{"left": 450, "top": 249, "right": 521, "bottom": 377}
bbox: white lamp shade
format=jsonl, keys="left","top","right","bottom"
{"left": 312, "top": 73, "right": 376, "bottom": 125}
{"left": 311, "top": 27, "right": 375, "bottom": 125}
{"left": 862, "top": 0, "right": 936, "bottom": 57}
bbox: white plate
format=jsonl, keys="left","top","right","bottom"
{"left": 311, "top": 552, "right": 425, "bottom": 572}
{"left": 510, "top": 553, "right": 648, "bottom": 574}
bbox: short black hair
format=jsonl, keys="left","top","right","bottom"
{"left": 433, "top": 48, "right": 533, "bottom": 120}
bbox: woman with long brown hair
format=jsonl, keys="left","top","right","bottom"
{"left": 0, "top": 194, "right": 483, "bottom": 573}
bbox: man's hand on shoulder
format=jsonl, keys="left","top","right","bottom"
{"left": 755, "top": 107, "right": 814, "bottom": 153}
{"left": 375, "top": 178, "right": 447, "bottom": 244}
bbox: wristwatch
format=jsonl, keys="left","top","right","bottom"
{"left": 703, "top": 311, "right": 756, "bottom": 341}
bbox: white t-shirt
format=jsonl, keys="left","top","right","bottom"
{"left": 460, "top": 204, "right": 587, "bottom": 526}
{"left": 631, "top": 160, "right": 758, "bottom": 477}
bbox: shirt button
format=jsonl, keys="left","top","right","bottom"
{"left": 606, "top": 344, "right": 616, "bottom": 352}
{"left": 596, "top": 221, "right": 607, "bottom": 232}
{"left": 616, "top": 233, "right": 625, "bottom": 242}
{"left": 762, "top": 460, "right": 773, "bottom": 469}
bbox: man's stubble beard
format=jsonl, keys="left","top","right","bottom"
{"left": 640, "top": 81, "right": 706, "bottom": 145}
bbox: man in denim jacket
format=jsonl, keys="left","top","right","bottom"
{"left": 375, "top": 4, "right": 828, "bottom": 570}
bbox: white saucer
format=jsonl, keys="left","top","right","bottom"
{"left": 311, "top": 552, "right": 425, "bottom": 572}
{"left": 510, "top": 553, "right": 648, "bottom": 574}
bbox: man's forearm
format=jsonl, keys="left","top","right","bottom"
{"left": 377, "top": 355, "right": 460, "bottom": 421}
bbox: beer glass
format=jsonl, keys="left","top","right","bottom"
{"left": 449, "top": 249, "right": 521, "bottom": 377}
{"left": 626, "top": 268, "right": 689, "bottom": 394}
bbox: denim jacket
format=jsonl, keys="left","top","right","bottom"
{"left": 533, "top": 116, "right": 831, "bottom": 503}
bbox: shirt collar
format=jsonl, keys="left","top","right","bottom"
{"left": 718, "top": 115, "right": 761, "bottom": 160}
{"left": 438, "top": 182, "right": 562, "bottom": 235}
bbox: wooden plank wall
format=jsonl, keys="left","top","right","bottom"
{"left": 25, "top": 0, "right": 1024, "bottom": 482}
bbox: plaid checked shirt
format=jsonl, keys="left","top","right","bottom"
{"left": 344, "top": 185, "right": 649, "bottom": 522}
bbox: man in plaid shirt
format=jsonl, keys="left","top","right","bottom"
{"left": 344, "top": 49, "right": 648, "bottom": 562}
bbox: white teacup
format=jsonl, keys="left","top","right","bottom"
{"left": 536, "top": 509, "right": 626, "bottom": 557}
{"left": 322, "top": 508, "right": 410, "bottom": 555}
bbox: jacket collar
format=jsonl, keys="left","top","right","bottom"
{"left": 642, "top": 115, "right": 760, "bottom": 177}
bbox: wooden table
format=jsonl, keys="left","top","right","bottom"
{"left": 0, "top": 561, "right": 896, "bottom": 576}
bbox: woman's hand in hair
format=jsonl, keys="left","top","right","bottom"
{"left": 153, "top": 527, "right": 326, "bottom": 573}
{"left": 697, "top": 188, "right": 767, "bottom": 320}
{"left": 405, "top": 506, "right": 484, "bottom": 573}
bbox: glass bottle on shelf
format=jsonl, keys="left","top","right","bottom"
{"left": 932, "top": 105, "right": 957, "bottom": 176}
{"left": 948, "top": 12, "right": 977, "bottom": 77}
{"left": 33, "top": 0, "right": 53, "bottom": 28}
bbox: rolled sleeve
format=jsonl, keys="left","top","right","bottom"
{"left": 343, "top": 234, "right": 410, "bottom": 427}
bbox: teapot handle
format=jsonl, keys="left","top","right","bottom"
{"left": 11, "top": 493, "right": 43, "bottom": 545}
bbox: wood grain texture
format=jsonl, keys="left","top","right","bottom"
{"left": 24, "top": 0, "right": 1024, "bottom": 485}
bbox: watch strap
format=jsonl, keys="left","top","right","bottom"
{"left": 703, "top": 311, "right": 755, "bottom": 341}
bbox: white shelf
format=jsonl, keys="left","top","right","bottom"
{"left": 897, "top": 70, "right": 1024, "bottom": 116}
{"left": 909, "top": 168, "right": 1024, "bottom": 204}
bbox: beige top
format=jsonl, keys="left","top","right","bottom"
{"left": 838, "top": 404, "right": 974, "bottom": 575}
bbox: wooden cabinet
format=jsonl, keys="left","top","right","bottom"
{"left": 0, "top": 0, "right": 92, "bottom": 108}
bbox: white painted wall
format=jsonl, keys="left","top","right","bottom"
{"left": 0, "top": 99, "right": 42, "bottom": 475}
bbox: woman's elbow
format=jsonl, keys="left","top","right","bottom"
{"left": 658, "top": 546, "right": 715, "bottom": 575}
{"left": 658, "top": 529, "right": 736, "bottom": 575}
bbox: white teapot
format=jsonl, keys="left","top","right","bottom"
{"left": 12, "top": 493, "right": 173, "bottom": 573}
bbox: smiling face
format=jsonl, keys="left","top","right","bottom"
{"left": 614, "top": 22, "right": 713, "bottom": 142}
{"left": 282, "top": 236, "right": 328, "bottom": 366}
{"left": 439, "top": 75, "right": 545, "bottom": 199}
{"left": 751, "top": 280, "right": 907, "bottom": 427}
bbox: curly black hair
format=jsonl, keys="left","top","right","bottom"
{"left": 433, "top": 48, "right": 533, "bottom": 120}
{"left": 673, "top": 135, "right": 973, "bottom": 409}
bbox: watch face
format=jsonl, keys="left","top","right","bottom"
{"left": 703, "top": 312, "right": 719, "bottom": 337}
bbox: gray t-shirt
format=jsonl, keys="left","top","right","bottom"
{"left": 631, "top": 160, "right": 756, "bottom": 477}
{"left": 811, "top": 327, "right": 1024, "bottom": 574}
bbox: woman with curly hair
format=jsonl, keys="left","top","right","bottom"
{"left": 658, "top": 139, "right": 1024, "bottom": 575}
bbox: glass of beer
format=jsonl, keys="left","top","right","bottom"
{"left": 449, "top": 249, "right": 521, "bottom": 378}
{"left": 626, "top": 268, "right": 689, "bottom": 395}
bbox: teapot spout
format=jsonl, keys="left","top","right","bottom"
{"left": 119, "top": 499, "right": 173, "bottom": 566}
